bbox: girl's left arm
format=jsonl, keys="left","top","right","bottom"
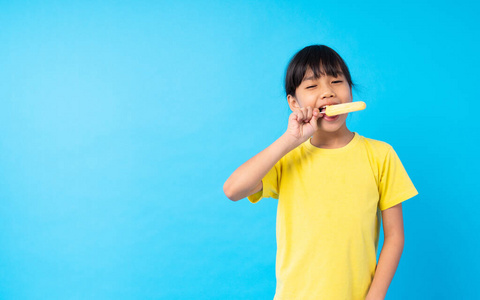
{"left": 366, "top": 203, "right": 405, "bottom": 300}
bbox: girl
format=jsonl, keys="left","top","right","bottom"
{"left": 223, "top": 45, "right": 418, "bottom": 300}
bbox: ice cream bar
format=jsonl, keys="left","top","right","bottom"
{"left": 323, "top": 101, "right": 366, "bottom": 116}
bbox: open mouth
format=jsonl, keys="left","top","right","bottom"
{"left": 323, "top": 115, "right": 340, "bottom": 121}
{"left": 318, "top": 105, "right": 340, "bottom": 121}
{"left": 323, "top": 114, "right": 339, "bottom": 121}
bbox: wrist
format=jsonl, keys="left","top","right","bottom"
{"left": 279, "top": 133, "right": 302, "bottom": 151}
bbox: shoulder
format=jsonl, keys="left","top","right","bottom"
{"left": 359, "top": 135, "right": 393, "bottom": 158}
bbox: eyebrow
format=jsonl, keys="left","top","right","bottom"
{"left": 303, "top": 71, "right": 343, "bottom": 81}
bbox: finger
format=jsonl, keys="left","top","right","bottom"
{"left": 297, "top": 110, "right": 304, "bottom": 122}
{"left": 310, "top": 115, "right": 318, "bottom": 131}
{"left": 317, "top": 107, "right": 325, "bottom": 118}
{"left": 302, "top": 107, "right": 310, "bottom": 123}
{"left": 291, "top": 111, "right": 300, "bottom": 123}
{"left": 301, "top": 107, "right": 308, "bottom": 123}
{"left": 306, "top": 106, "right": 313, "bottom": 120}
{"left": 312, "top": 108, "right": 322, "bottom": 122}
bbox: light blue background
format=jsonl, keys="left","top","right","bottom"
{"left": 1, "top": 1, "right": 479, "bottom": 299}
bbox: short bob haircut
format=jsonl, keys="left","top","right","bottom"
{"left": 284, "top": 45, "right": 356, "bottom": 98}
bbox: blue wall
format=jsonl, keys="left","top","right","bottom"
{"left": 1, "top": 1, "right": 478, "bottom": 299}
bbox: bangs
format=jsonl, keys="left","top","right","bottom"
{"left": 285, "top": 45, "right": 354, "bottom": 97}
{"left": 302, "top": 52, "right": 344, "bottom": 81}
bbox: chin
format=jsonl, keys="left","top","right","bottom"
{"left": 321, "top": 127, "right": 343, "bottom": 132}
{"left": 318, "top": 118, "right": 346, "bottom": 131}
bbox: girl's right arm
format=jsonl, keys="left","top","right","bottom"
{"left": 223, "top": 106, "right": 323, "bottom": 201}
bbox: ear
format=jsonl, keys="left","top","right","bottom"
{"left": 287, "top": 94, "right": 301, "bottom": 111}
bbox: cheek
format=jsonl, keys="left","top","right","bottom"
{"left": 337, "top": 114, "right": 348, "bottom": 122}
{"left": 339, "top": 88, "right": 352, "bottom": 98}
{"left": 301, "top": 94, "right": 316, "bottom": 102}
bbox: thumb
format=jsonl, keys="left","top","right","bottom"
{"left": 311, "top": 109, "right": 321, "bottom": 122}
{"left": 309, "top": 110, "right": 320, "bottom": 129}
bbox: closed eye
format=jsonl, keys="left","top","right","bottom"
{"left": 306, "top": 81, "right": 342, "bottom": 89}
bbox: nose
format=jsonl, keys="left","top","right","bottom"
{"left": 315, "top": 90, "right": 336, "bottom": 109}
{"left": 320, "top": 89, "right": 335, "bottom": 99}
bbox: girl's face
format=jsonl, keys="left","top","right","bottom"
{"left": 287, "top": 67, "right": 353, "bottom": 133}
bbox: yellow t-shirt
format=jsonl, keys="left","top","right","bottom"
{"left": 248, "top": 132, "right": 418, "bottom": 300}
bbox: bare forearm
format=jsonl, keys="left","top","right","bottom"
{"left": 366, "top": 237, "right": 404, "bottom": 299}
{"left": 223, "top": 134, "right": 298, "bottom": 201}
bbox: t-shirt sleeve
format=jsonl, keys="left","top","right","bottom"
{"left": 247, "top": 159, "right": 281, "bottom": 203}
{"left": 378, "top": 146, "right": 419, "bottom": 211}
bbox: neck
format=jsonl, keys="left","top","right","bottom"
{"left": 310, "top": 127, "right": 355, "bottom": 149}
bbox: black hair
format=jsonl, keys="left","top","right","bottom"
{"left": 284, "top": 45, "right": 356, "bottom": 98}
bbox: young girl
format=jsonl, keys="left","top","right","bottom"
{"left": 223, "top": 45, "right": 418, "bottom": 300}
